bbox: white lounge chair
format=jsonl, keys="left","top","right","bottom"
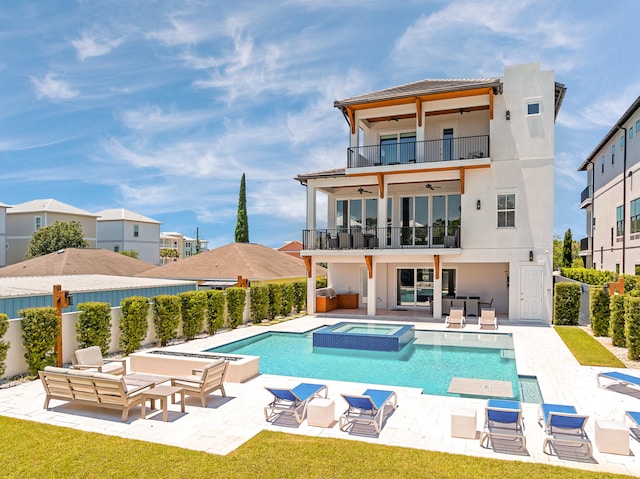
{"left": 339, "top": 388, "right": 398, "bottom": 433}
{"left": 538, "top": 403, "right": 592, "bottom": 458}
{"left": 264, "top": 383, "right": 328, "bottom": 424}
{"left": 479, "top": 308, "right": 497, "bottom": 330}
{"left": 480, "top": 399, "right": 526, "bottom": 451}
{"left": 445, "top": 307, "right": 465, "bottom": 328}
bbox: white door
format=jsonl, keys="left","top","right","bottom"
{"left": 520, "top": 265, "right": 543, "bottom": 320}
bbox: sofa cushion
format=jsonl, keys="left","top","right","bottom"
{"left": 43, "top": 366, "right": 71, "bottom": 374}
{"left": 100, "top": 361, "right": 125, "bottom": 375}
{"left": 67, "top": 369, "right": 96, "bottom": 377}
{"left": 93, "top": 372, "right": 121, "bottom": 381}
{"left": 74, "top": 346, "right": 104, "bottom": 366}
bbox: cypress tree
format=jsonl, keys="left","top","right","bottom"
{"left": 562, "top": 229, "right": 573, "bottom": 268}
{"left": 235, "top": 173, "right": 249, "bottom": 243}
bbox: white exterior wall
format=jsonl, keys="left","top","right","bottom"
{"left": 97, "top": 220, "right": 161, "bottom": 265}
{"left": 0, "top": 207, "right": 6, "bottom": 267}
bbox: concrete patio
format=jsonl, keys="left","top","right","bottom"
{"left": 1, "top": 315, "right": 639, "bottom": 476}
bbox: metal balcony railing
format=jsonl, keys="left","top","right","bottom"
{"left": 302, "top": 226, "right": 461, "bottom": 251}
{"left": 347, "top": 136, "right": 489, "bottom": 168}
{"left": 580, "top": 185, "right": 592, "bottom": 204}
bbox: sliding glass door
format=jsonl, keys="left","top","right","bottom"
{"left": 397, "top": 268, "right": 433, "bottom": 307}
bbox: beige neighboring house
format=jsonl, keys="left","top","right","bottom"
{"left": 96, "top": 208, "right": 161, "bottom": 265}
{"left": 6, "top": 199, "right": 98, "bottom": 265}
{"left": 140, "top": 242, "right": 324, "bottom": 287}
{"left": 0, "top": 202, "right": 8, "bottom": 267}
{"left": 160, "top": 231, "right": 209, "bottom": 265}
{"left": 0, "top": 248, "right": 157, "bottom": 277}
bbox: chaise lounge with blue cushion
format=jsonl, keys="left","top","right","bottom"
{"left": 597, "top": 371, "right": 640, "bottom": 391}
{"left": 479, "top": 399, "right": 526, "bottom": 451}
{"left": 339, "top": 388, "right": 398, "bottom": 433}
{"left": 264, "top": 383, "right": 328, "bottom": 424}
{"left": 538, "top": 403, "right": 592, "bottom": 458}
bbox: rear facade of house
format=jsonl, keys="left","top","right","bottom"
{"left": 297, "top": 63, "right": 565, "bottom": 324}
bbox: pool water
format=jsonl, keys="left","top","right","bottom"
{"left": 208, "top": 328, "right": 541, "bottom": 402}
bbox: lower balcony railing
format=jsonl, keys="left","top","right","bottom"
{"left": 302, "top": 226, "right": 461, "bottom": 251}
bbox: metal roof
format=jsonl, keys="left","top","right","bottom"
{"left": 7, "top": 198, "right": 98, "bottom": 217}
{"left": 96, "top": 208, "right": 161, "bottom": 224}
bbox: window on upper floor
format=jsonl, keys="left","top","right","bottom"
{"left": 616, "top": 205, "right": 624, "bottom": 237}
{"left": 631, "top": 128, "right": 635, "bottom": 140}
{"left": 601, "top": 156, "right": 605, "bottom": 174}
{"left": 34, "top": 216, "right": 42, "bottom": 231}
{"left": 113, "top": 246, "right": 120, "bottom": 253}
{"left": 612, "top": 145, "right": 615, "bottom": 165}
{"left": 497, "top": 194, "right": 516, "bottom": 228}
{"left": 527, "top": 101, "right": 541, "bottom": 115}
{"left": 631, "top": 198, "right": 640, "bottom": 234}
{"left": 637, "top": 119, "right": 640, "bottom": 133}
{"left": 616, "top": 263, "right": 620, "bottom": 274}
{"left": 133, "top": 224, "right": 139, "bottom": 238}
{"left": 620, "top": 135, "right": 625, "bottom": 148}
{"left": 380, "top": 132, "right": 416, "bottom": 165}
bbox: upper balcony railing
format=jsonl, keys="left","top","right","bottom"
{"left": 302, "top": 226, "right": 461, "bottom": 251}
{"left": 580, "top": 185, "right": 592, "bottom": 204}
{"left": 580, "top": 237, "right": 590, "bottom": 252}
{"left": 347, "top": 135, "right": 489, "bottom": 169}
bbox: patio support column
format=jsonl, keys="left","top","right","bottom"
{"left": 378, "top": 188, "right": 387, "bottom": 245}
{"left": 433, "top": 259, "right": 442, "bottom": 319}
{"left": 306, "top": 185, "right": 316, "bottom": 230}
{"left": 306, "top": 260, "right": 317, "bottom": 314}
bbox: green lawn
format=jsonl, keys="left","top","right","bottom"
{"left": 0, "top": 416, "right": 634, "bottom": 479}
{"left": 554, "top": 326, "right": 626, "bottom": 367}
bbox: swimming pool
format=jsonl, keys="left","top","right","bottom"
{"left": 207, "top": 326, "right": 541, "bottom": 402}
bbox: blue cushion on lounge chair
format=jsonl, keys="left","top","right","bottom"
{"left": 339, "top": 388, "right": 398, "bottom": 434}
{"left": 264, "top": 383, "right": 327, "bottom": 425}
{"left": 626, "top": 411, "right": 640, "bottom": 426}
{"left": 480, "top": 399, "right": 526, "bottom": 451}
{"left": 539, "top": 403, "right": 592, "bottom": 458}
{"left": 598, "top": 371, "right": 640, "bottom": 387}
{"left": 540, "top": 403, "right": 577, "bottom": 426}
{"left": 486, "top": 399, "right": 522, "bottom": 424}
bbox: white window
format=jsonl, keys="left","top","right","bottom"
{"left": 34, "top": 216, "right": 42, "bottom": 231}
{"left": 133, "top": 224, "right": 139, "bottom": 238}
{"left": 527, "top": 102, "right": 541, "bottom": 115}
{"left": 113, "top": 246, "right": 120, "bottom": 253}
{"left": 497, "top": 194, "right": 516, "bottom": 228}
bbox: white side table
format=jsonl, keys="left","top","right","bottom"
{"left": 595, "top": 418, "right": 629, "bottom": 455}
{"left": 451, "top": 407, "right": 477, "bottom": 439}
{"left": 307, "top": 397, "right": 335, "bottom": 427}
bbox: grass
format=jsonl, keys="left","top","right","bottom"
{"left": 0, "top": 416, "right": 635, "bottom": 479}
{"left": 554, "top": 326, "right": 626, "bottom": 367}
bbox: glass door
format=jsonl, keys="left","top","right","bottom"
{"left": 397, "top": 268, "right": 433, "bottom": 307}
{"left": 442, "top": 128, "right": 454, "bottom": 161}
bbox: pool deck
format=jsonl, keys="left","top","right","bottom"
{"left": 1, "top": 315, "right": 640, "bottom": 476}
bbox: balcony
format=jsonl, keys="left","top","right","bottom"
{"left": 347, "top": 136, "right": 489, "bottom": 169}
{"left": 580, "top": 186, "right": 592, "bottom": 208}
{"left": 579, "top": 237, "right": 591, "bottom": 253}
{"left": 302, "top": 226, "right": 461, "bottom": 251}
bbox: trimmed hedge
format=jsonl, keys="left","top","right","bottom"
{"left": 206, "top": 290, "right": 226, "bottom": 334}
{"left": 293, "top": 281, "right": 306, "bottom": 312}
{"left": 0, "top": 313, "right": 9, "bottom": 377}
{"left": 226, "top": 287, "right": 246, "bottom": 329}
{"left": 250, "top": 285, "right": 270, "bottom": 323}
{"left": 179, "top": 291, "right": 208, "bottom": 340}
{"left": 553, "top": 282, "right": 580, "bottom": 325}
{"left": 610, "top": 295, "right": 626, "bottom": 347}
{"left": 316, "top": 276, "right": 327, "bottom": 288}
{"left": 75, "top": 302, "right": 112, "bottom": 354}
{"left": 152, "top": 295, "right": 180, "bottom": 347}
{"left": 19, "top": 307, "right": 59, "bottom": 375}
{"left": 590, "top": 286, "right": 610, "bottom": 336}
{"left": 268, "top": 284, "right": 283, "bottom": 320}
{"left": 561, "top": 268, "right": 617, "bottom": 286}
{"left": 119, "top": 296, "right": 149, "bottom": 355}
{"left": 281, "top": 283, "right": 294, "bottom": 317}
{"left": 626, "top": 296, "right": 640, "bottom": 360}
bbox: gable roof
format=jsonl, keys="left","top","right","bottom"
{"left": 96, "top": 208, "right": 161, "bottom": 224}
{"left": 0, "top": 248, "right": 158, "bottom": 277}
{"left": 8, "top": 199, "right": 98, "bottom": 217}
{"left": 138, "top": 242, "right": 324, "bottom": 281}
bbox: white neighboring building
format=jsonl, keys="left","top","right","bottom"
{"left": 297, "top": 63, "right": 565, "bottom": 323}
{"left": 96, "top": 209, "right": 161, "bottom": 265}
{"left": 0, "top": 202, "right": 8, "bottom": 267}
{"left": 578, "top": 97, "right": 640, "bottom": 274}
{"left": 6, "top": 199, "right": 98, "bottom": 265}
{"left": 160, "top": 232, "right": 209, "bottom": 265}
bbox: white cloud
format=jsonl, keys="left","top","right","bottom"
{"left": 29, "top": 73, "right": 78, "bottom": 100}
{"left": 116, "top": 105, "right": 217, "bottom": 133}
{"left": 72, "top": 32, "right": 124, "bottom": 60}
{"left": 146, "top": 16, "right": 212, "bottom": 46}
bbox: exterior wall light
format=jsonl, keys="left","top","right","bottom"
{"left": 529, "top": 250, "right": 534, "bottom": 262}
{"left": 476, "top": 200, "right": 481, "bottom": 210}
{"left": 506, "top": 110, "right": 511, "bottom": 120}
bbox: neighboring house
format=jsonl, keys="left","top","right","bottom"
{"left": 277, "top": 240, "right": 303, "bottom": 259}
{"left": 160, "top": 232, "right": 208, "bottom": 265}
{"left": 578, "top": 97, "right": 640, "bottom": 274}
{"left": 6, "top": 199, "right": 98, "bottom": 265}
{"left": 96, "top": 208, "right": 161, "bottom": 265}
{"left": 296, "top": 63, "right": 565, "bottom": 323}
{"left": 0, "top": 203, "right": 8, "bottom": 267}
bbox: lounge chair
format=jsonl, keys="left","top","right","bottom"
{"left": 72, "top": 346, "right": 126, "bottom": 375}
{"left": 339, "top": 388, "right": 398, "bottom": 433}
{"left": 170, "top": 359, "right": 227, "bottom": 407}
{"left": 479, "top": 308, "right": 497, "bottom": 330}
{"left": 597, "top": 371, "right": 640, "bottom": 391}
{"left": 479, "top": 399, "right": 526, "bottom": 451}
{"left": 445, "top": 307, "right": 465, "bottom": 328}
{"left": 538, "top": 403, "right": 592, "bottom": 458}
{"left": 264, "top": 382, "right": 327, "bottom": 424}
{"left": 625, "top": 411, "right": 640, "bottom": 440}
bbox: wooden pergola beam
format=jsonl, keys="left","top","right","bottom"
{"left": 434, "top": 255, "right": 440, "bottom": 280}
{"left": 303, "top": 256, "right": 312, "bottom": 278}
{"left": 415, "top": 98, "right": 422, "bottom": 127}
{"left": 377, "top": 173, "right": 385, "bottom": 199}
{"left": 365, "top": 255, "right": 373, "bottom": 279}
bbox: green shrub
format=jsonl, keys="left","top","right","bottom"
{"left": 590, "top": 286, "right": 610, "bottom": 336}
{"left": 609, "top": 295, "right": 626, "bottom": 347}
{"left": 119, "top": 296, "right": 150, "bottom": 355}
{"left": 75, "top": 302, "right": 112, "bottom": 354}
{"left": 152, "top": 295, "right": 180, "bottom": 346}
{"left": 293, "top": 280, "right": 306, "bottom": 312}
{"left": 626, "top": 296, "right": 640, "bottom": 360}
{"left": 0, "top": 313, "right": 10, "bottom": 377}
{"left": 622, "top": 273, "right": 640, "bottom": 293}
{"left": 553, "top": 282, "right": 581, "bottom": 325}
{"left": 206, "top": 290, "right": 226, "bottom": 334}
{"left": 316, "top": 276, "right": 327, "bottom": 288}
{"left": 561, "top": 267, "right": 616, "bottom": 286}
{"left": 268, "top": 283, "right": 283, "bottom": 320}
{"left": 281, "top": 283, "right": 294, "bottom": 316}
{"left": 250, "top": 285, "right": 270, "bottom": 323}
{"left": 19, "top": 307, "right": 59, "bottom": 375}
{"left": 179, "top": 291, "right": 208, "bottom": 340}
{"left": 226, "top": 287, "right": 246, "bottom": 329}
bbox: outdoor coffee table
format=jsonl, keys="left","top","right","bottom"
{"left": 140, "top": 385, "right": 185, "bottom": 422}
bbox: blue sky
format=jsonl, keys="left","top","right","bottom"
{"left": 1, "top": 1, "right": 638, "bottom": 249}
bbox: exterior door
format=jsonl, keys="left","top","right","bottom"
{"left": 520, "top": 265, "right": 543, "bottom": 320}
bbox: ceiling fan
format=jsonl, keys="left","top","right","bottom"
{"left": 358, "top": 187, "right": 373, "bottom": 194}
{"left": 425, "top": 183, "right": 441, "bottom": 190}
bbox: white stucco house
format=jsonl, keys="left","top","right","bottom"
{"left": 96, "top": 208, "right": 161, "bottom": 265}
{"left": 578, "top": 96, "right": 640, "bottom": 274}
{"left": 297, "top": 63, "right": 565, "bottom": 324}
{"left": 0, "top": 202, "right": 8, "bottom": 267}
